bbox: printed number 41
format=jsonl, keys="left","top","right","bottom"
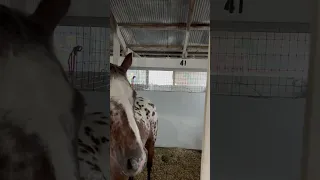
{"left": 180, "top": 60, "right": 186, "bottom": 66}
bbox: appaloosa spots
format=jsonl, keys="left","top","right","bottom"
{"left": 78, "top": 112, "right": 109, "bottom": 180}
{"left": 101, "top": 137, "right": 108, "bottom": 143}
{"left": 84, "top": 126, "right": 93, "bottom": 136}
{"left": 90, "top": 136, "right": 100, "bottom": 146}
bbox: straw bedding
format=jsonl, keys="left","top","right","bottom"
{"left": 135, "top": 147, "right": 202, "bottom": 180}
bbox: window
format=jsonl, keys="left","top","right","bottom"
{"left": 124, "top": 69, "right": 206, "bottom": 92}
{"left": 175, "top": 71, "right": 207, "bottom": 87}
{"left": 127, "top": 70, "right": 147, "bottom": 85}
{"left": 148, "top": 70, "right": 173, "bottom": 85}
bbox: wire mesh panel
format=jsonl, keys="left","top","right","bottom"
{"left": 127, "top": 69, "right": 207, "bottom": 93}
{"left": 211, "top": 31, "right": 309, "bottom": 98}
{"left": 54, "top": 26, "right": 110, "bottom": 91}
{"left": 174, "top": 71, "right": 207, "bottom": 92}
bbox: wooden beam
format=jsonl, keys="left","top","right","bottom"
{"left": 110, "top": 14, "right": 128, "bottom": 54}
{"left": 118, "top": 23, "right": 209, "bottom": 31}
{"left": 182, "top": 0, "right": 196, "bottom": 58}
{"left": 127, "top": 45, "right": 208, "bottom": 53}
{"left": 110, "top": 14, "right": 142, "bottom": 58}
{"left": 110, "top": 52, "right": 208, "bottom": 58}
{"left": 122, "top": 52, "right": 208, "bottom": 57}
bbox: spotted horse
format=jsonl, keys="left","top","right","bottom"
{"left": 110, "top": 53, "right": 158, "bottom": 180}
{"left": 77, "top": 97, "right": 158, "bottom": 180}
{"left": 77, "top": 111, "right": 109, "bottom": 180}
{"left": 77, "top": 53, "right": 158, "bottom": 180}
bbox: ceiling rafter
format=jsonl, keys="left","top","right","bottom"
{"left": 182, "top": 0, "right": 196, "bottom": 58}
{"left": 110, "top": 13, "right": 128, "bottom": 54}
{"left": 111, "top": 0, "right": 209, "bottom": 58}
{"left": 118, "top": 23, "right": 209, "bottom": 31}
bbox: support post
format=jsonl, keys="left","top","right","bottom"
{"left": 300, "top": 0, "right": 320, "bottom": 180}
{"left": 113, "top": 33, "right": 120, "bottom": 65}
{"left": 200, "top": 35, "right": 210, "bottom": 180}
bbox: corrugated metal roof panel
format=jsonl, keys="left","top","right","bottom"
{"left": 192, "top": 0, "right": 210, "bottom": 23}
{"left": 189, "top": 30, "right": 209, "bottom": 45}
{"left": 120, "top": 27, "right": 185, "bottom": 46}
{"left": 111, "top": 0, "right": 189, "bottom": 23}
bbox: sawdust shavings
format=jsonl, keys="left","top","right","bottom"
{"left": 135, "top": 147, "right": 201, "bottom": 180}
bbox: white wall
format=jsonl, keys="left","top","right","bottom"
{"left": 81, "top": 91, "right": 206, "bottom": 150}
{"left": 139, "top": 91, "right": 206, "bottom": 150}
{"left": 212, "top": 95, "right": 305, "bottom": 179}
{"left": 82, "top": 88, "right": 306, "bottom": 177}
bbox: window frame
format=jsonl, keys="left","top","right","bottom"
{"left": 127, "top": 67, "right": 207, "bottom": 92}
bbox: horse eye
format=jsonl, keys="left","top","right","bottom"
{"left": 110, "top": 110, "right": 119, "bottom": 116}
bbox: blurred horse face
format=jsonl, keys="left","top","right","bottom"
{"left": 110, "top": 53, "right": 146, "bottom": 176}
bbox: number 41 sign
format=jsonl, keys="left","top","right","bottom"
{"left": 180, "top": 60, "right": 187, "bottom": 66}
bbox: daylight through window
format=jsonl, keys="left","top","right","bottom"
{"left": 148, "top": 70, "right": 174, "bottom": 86}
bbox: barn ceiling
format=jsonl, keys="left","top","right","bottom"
{"left": 110, "top": 0, "right": 210, "bottom": 58}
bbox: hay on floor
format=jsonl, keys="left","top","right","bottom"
{"left": 135, "top": 147, "right": 202, "bottom": 180}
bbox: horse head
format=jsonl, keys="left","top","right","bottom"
{"left": 110, "top": 53, "right": 146, "bottom": 176}
{"left": 0, "top": 1, "right": 85, "bottom": 180}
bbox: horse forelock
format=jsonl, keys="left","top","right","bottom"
{"left": 110, "top": 79, "right": 141, "bottom": 147}
{"left": 110, "top": 99, "right": 142, "bottom": 148}
{"left": 110, "top": 63, "right": 141, "bottom": 147}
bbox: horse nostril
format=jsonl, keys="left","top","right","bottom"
{"left": 126, "top": 158, "right": 139, "bottom": 171}
{"left": 127, "top": 159, "right": 133, "bottom": 170}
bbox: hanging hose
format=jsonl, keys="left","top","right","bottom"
{"left": 131, "top": 76, "right": 136, "bottom": 89}
{"left": 68, "top": 45, "right": 83, "bottom": 77}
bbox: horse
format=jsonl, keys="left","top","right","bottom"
{"left": 0, "top": 1, "right": 86, "bottom": 180}
{"left": 77, "top": 95, "right": 158, "bottom": 180}
{"left": 110, "top": 53, "right": 158, "bottom": 180}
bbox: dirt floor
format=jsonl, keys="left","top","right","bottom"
{"left": 135, "top": 147, "right": 202, "bottom": 180}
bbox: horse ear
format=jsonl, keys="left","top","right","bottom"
{"left": 29, "top": 0, "right": 70, "bottom": 35}
{"left": 121, "top": 53, "right": 133, "bottom": 72}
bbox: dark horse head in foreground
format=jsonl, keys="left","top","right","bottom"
{"left": 0, "top": 1, "right": 85, "bottom": 180}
